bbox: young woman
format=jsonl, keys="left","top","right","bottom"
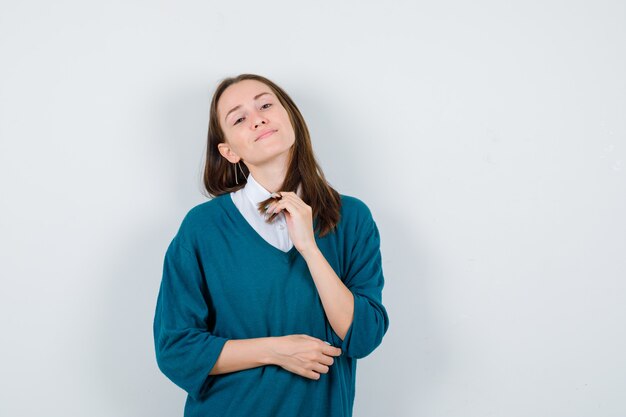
{"left": 153, "top": 73, "right": 390, "bottom": 417}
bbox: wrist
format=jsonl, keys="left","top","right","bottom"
{"left": 260, "top": 336, "right": 281, "bottom": 366}
{"left": 299, "top": 243, "right": 321, "bottom": 260}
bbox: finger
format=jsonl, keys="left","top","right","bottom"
{"left": 318, "top": 354, "right": 335, "bottom": 366}
{"left": 312, "top": 363, "right": 330, "bottom": 375}
{"left": 272, "top": 200, "right": 298, "bottom": 215}
{"left": 275, "top": 191, "right": 301, "bottom": 205}
{"left": 269, "top": 202, "right": 285, "bottom": 215}
{"left": 268, "top": 201, "right": 284, "bottom": 213}
{"left": 308, "top": 371, "right": 321, "bottom": 380}
{"left": 323, "top": 345, "right": 342, "bottom": 356}
{"left": 278, "top": 192, "right": 307, "bottom": 209}
{"left": 264, "top": 205, "right": 279, "bottom": 219}
{"left": 277, "top": 192, "right": 298, "bottom": 201}
{"left": 275, "top": 193, "right": 311, "bottom": 216}
{"left": 266, "top": 200, "right": 287, "bottom": 214}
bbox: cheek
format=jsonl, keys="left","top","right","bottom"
{"left": 222, "top": 134, "right": 246, "bottom": 154}
{"left": 279, "top": 112, "right": 294, "bottom": 132}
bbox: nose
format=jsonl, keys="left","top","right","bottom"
{"left": 252, "top": 111, "right": 268, "bottom": 128}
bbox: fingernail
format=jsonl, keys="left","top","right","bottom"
{"left": 324, "top": 341, "right": 331, "bottom": 345}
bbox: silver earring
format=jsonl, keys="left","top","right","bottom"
{"left": 234, "top": 161, "right": 246, "bottom": 184}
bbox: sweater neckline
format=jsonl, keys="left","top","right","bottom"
{"left": 218, "top": 193, "right": 300, "bottom": 261}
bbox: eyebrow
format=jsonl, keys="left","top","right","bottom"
{"left": 224, "top": 92, "right": 273, "bottom": 123}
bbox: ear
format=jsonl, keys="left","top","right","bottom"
{"left": 217, "top": 142, "right": 241, "bottom": 164}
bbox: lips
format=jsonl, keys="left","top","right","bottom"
{"left": 256, "top": 129, "right": 277, "bottom": 141}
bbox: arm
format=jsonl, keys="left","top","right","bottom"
{"left": 153, "top": 236, "right": 231, "bottom": 400}
{"left": 209, "top": 337, "right": 275, "bottom": 375}
{"left": 300, "top": 247, "right": 354, "bottom": 340}
{"left": 269, "top": 194, "right": 389, "bottom": 359}
{"left": 306, "top": 205, "right": 390, "bottom": 359}
{"left": 211, "top": 335, "right": 342, "bottom": 380}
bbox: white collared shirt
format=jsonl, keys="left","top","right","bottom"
{"left": 230, "top": 173, "right": 300, "bottom": 253}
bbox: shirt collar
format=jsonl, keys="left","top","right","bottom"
{"left": 243, "top": 172, "right": 272, "bottom": 207}
{"left": 242, "top": 172, "right": 303, "bottom": 208}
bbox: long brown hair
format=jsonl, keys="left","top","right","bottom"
{"left": 203, "top": 73, "right": 341, "bottom": 238}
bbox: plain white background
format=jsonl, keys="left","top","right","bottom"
{"left": 1, "top": 1, "right": 625, "bottom": 416}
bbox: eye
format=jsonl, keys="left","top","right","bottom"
{"left": 233, "top": 103, "right": 272, "bottom": 125}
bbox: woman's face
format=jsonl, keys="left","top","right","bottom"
{"left": 217, "top": 79, "right": 296, "bottom": 168}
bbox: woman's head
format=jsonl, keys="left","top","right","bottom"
{"left": 203, "top": 73, "right": 341, "bottom": 237}
{"left": 205, "top": 74, "right": 304, "bottom": 193}
{"left": 215, "top": 77, "right": 296, "bottom": 174}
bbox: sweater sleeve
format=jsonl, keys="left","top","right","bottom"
{"left": 332, "top": 208, "right": 390, "bottom": 359}
{"left": 153, "top": 236, "right": 230, "bottom": 401}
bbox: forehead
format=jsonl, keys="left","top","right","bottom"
{"left": 219, "top": 79, "right": 274, "bottom": 110}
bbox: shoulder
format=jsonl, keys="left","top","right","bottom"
{"left": 339, "top": 193, "right": 374, "bottom": 218}
{"left": 338, "top": 193, "right": 377, "bottom": 233}
{"left": 184, "top": 195, "right": 226, "bottom": 223}
{"left": 174, "top": 194, "right": 230, "bottom": 245}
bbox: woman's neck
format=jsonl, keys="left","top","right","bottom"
{"left": 247, "top": 169, "right": 286, "bottom": 194}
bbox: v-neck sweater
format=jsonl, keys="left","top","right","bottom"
{"left": 153, "top": 192, "right": 390, "bottom": 417}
